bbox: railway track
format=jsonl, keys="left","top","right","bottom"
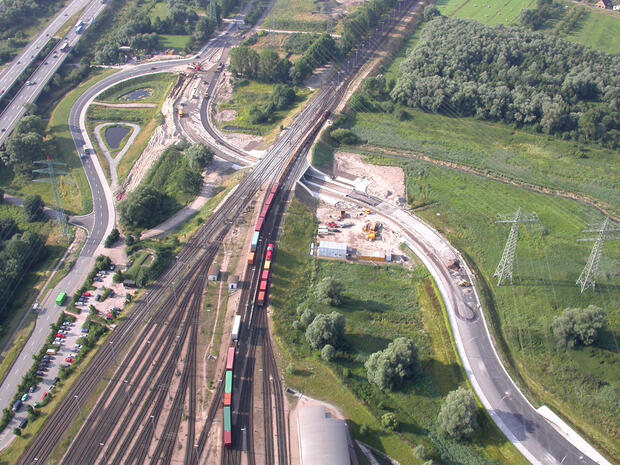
{"left": 17, "top": 2, "right": 422, "bottom": 463}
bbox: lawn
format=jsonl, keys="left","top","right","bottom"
{"left": 148, "top": 0, "right": 169, "bottom": 20}
{"left": 357, "top": 153, "right": 620, "bottom": 460}
{"left": 219, "top": 81, "right": 312, "bottom": 136}
{"left": 348, "top": 111, "right": 620, "bottom": 216}
{"left": 95, "top": 73, "right": 176, "bottom": 105}
{"left": 270, "top": 198, "right": 527, "bottom": 465}
{"left": 159, "top": 34, "right": 193, "bottom": 50}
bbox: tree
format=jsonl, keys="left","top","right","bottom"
{"left": 300, "top": 308, "right": 315, "bottom": 327}
{"left": 321, "top": 344, "right": 336, "bottom": 362}
{"left": 105, "top": 228, "right": 120, "bottom": 248}
{"left": 551, "top": 306, "right": 606, "bottom": 348}
{"left": 315, "top": 277, "right": 343, "bottom": 306}
{"left": 305, "top": 311, "right": 345, "bottom": 349}
{"left": 229, "top": 47, "right": 259, "bottom": 78}
{"left": 381, "top": 412, "right": 398, "bottom": 431}
{"left": 437, "top": 387, "right": 478, "bottom": 440}
{"left": 23, "top": 194, "right": 44, "bottom": 222}
{"left": 2, "top": 131, "right": 44, "bottom": 166}
{"left": 13, "top": 427, "right": 21, "bottom": 436}
{"left": 258, "top": 49, "right": 281, "bottom": 83}
{"left": 285, "top": 362, "right": 296, "bottom": 375}
{"left": 365, "top": 337, "right": 421, "bottom": 390}
{"left": 0, "top": 217, "right": 18, "bottom": 241}
{"left": 14, "top": 115, "right": 45, "bottom": 135}
{"left": 185, "top": 143, "right": 214, "bottom": 170}
{"left": 113, "top": 270, "right": 123, "bottom": 283}
{"left": 0, "top": 188, "right": 4, "bottom": 203}
{"left": 423, "top": 5, "right": 440, "bottom": 21}
{"left": 118, "top": 185, "right": 169, "bottom": 230}
{"left": 269, "top": 85, "right": 296, "bottom": 110}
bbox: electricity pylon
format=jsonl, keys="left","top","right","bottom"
{"left": 33, "top": 158, "right": 70, "bottom": 239}
{"left": 576, "top": 217, "right": 619, "bottom": 293}
{"left": 493, "top": 209, "right": 540, "bottom": 286}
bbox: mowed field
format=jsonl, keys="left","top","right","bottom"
{"left": 269, "top": 0, "right": 328, "bottom": 32}
{"left": 437, "top": 0, "right": 536, "bottom": 25}
{"left": 565, "top": 9, "right": 620, "bottom": 55}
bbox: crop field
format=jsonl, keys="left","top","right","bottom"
{"left": 358, "top": 152, "right": 620, "bottom": 459}
{"left": 270, "top": 198, "right": 527, "bottom": 465}
{"left": 436, "top": 0, "right": 535, "bottom": 25}
{"left": 565, "top": 10, "right": 620, "bottom": 55}
{"left": 349, "top": 111, "right": 620, "bottom": 216}
{"left": 96, "top": 73, "right": 176, "bottom": 104}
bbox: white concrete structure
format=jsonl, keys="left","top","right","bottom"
{"left": 228, "top": 275, "right": 239, "bottom": 290}
{"left": 298, "top": 406, "right": 351, "bottom": 465}
{"left": 317, "top": 241, "right": 347, "bottom": 259}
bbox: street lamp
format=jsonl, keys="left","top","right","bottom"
{"left": 194, "top": 443, "right": 200, "bottom": 464}
{"left": 99, "top": 442, "right": 109, "bottom": 465}
{"left": 150, "top": 414, "right": 157, "bottom": 440}
{"left": 74, "top": 395, "right": 83, "bottom": 421}
{"left": 123, "top": 379, "right": 132, "bottom": 405}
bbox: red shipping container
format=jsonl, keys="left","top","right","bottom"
{"left": 261, "top": 270, "right": 269, "bottom": 281}
{"left": 259, "top": 280, "right": 267, "bottom": 291}
{"left": 224, "top": 431, "right": 232, "bottom": 447}
{"left": 225, "top": 347, "right": 235, "bottom": 371}
{"left": 224, "top": 393, "right": 231, "bottom": 406}
{"left": 255, "top": 217, "right": 264, "bottom": 232}
{"left": 257, "top": 291, "right": 265, "bottom": 306}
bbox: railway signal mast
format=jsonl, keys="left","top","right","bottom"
{"left": 493, "top": 208, "right": 540, "bottom": 286}
{"left": 576, "top": 217, "right": 619, "bottom": 293}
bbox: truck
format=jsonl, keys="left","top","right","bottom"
{"left": 231, "top": 314, "right": 241, "bottom": 342}
{"left": 59, "top": 42, "right": 69, "bottom": 52}
{"left": 55, "top": 292, "right": 67, "bottom": 306}
{"left": 75, "top": 25, "right": 84, "bottom": 34}
{"left": 178, "top": 107, "right": 183, "bottom": 117}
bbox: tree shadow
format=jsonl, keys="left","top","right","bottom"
{"left": 342, "top": 296, "right": 391, "bottom": 314}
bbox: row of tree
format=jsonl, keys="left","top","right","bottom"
{"left": 229, "top": 47, "right": 291, "bottom": 84}
{"left": 247, "top": 84, "right": 297, "bottom": 125}
{"left": 519, "top": 0, "right": 563, "bottom": 30}
{"left": 391, "top": 16, "right": 620, "bottom": 148}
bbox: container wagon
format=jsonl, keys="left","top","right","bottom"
{"left": 247, "top": 252, "right": 255, "bottom": 265}
{"left": 231, "top": 315, "right": 241, "bottom": 342}
{"left": 259, "top": 280, "right": 267, "bottom": 292}
{"left": 256, "top": 291, "right": 265, "bottom": 306}
{"left": 261, "top": 270, "right": 269, "bottom": 281}
{"left": 263, "top": 260, "right": 271, "bottom": 270}
{"left": 224, "top": 406, "right": 232, "bottom": 447}
{"left": 255, "top": 216, "right": 264, "bottom": 233}
{"left": 224, "top": 370, "right": 233, "bottom": 406}
{"left": 251, "top": 231, "right": 260, "bottom": 252}
{"left": 225, "top": 347, "right": 235, "bottom": 371}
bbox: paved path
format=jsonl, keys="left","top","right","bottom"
{"left": 93, "top": 122, "right": 141, "bottom": 188}
{"left": 91, "top": 102, "right": 157, "bottom": 108}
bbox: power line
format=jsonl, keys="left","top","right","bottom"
{"left": 493, "top": 208, "right": 540, "bottom": 286}
{"left": 576, "top": 217, "right": 619, "bottom": 293}
{"left": 32, "top": 157, "right": 71, "bottom": 239}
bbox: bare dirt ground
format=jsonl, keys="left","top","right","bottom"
{"left": 334, "top": 151, "right": 405, "bottom": 201}
{"left": 120, "top": 87, "right": 181, "bottom": 195}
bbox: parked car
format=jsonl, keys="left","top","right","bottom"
{"left": 43, "top": 355, "right": 52, "bottom": 360}
{"left": 36, "top": 371, "right": 45, "bottom": 377}
{"left": 81, "top": 329, "right": 89, "bottom": 334}
{"left": 21, "top": 393, "right": 29, "bottom": 402}
{"left": 41, "top": 393, "right": 48, "bottom": 400}
{"left": 56, "top": 334, "right": 66, "bottom": 339}
{"left": 65, "top": 357, "right": 75, "bottom": 364}
{"left": 29, "top": 385, "right": 37, "bottom": 393}
{"left": 95, "top": 295, "right": 101, "bottom": 301}
{"left": 58, "top": 330, "right": 67, "bottom": 335}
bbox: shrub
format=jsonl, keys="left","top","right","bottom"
{"left": 23, "top": 194, "right": 44, "bottom": 222}
{"left": 314, "top": 277, "right": 343, "bottom": 306}
{"left": 105, "top": 228, "right": 120, "bottom": 248}
{"left": 300, "top": 308, "right": 315, "bottom": 327}
{"left": 359, "top": 424, "right": 369, "bottom": 435}
{"left": 285, "top": 363, "right": 296, "bottom": 375}
{"left": 330, "top": 128, "right": 360, "bottom": 145}
{"left": 551, "top": 305, "right": 606, "bottom": 348}
{"left": 381, "top": 412, "right": 398, "bottom": 431}
{"left": 305, "top": 311, "right": 345, "bottom": 350}
{"left": 321, "top": 344, "right": 336, "bottom": 362}
{"left": 365, "top": 337, "right": 420, "bottom": 390}
{"left": 437, "top": 387, "right": 478, "bottom": 440}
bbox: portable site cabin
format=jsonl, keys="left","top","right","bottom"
{"left": 208, "top": 263, "right": 219, "bottom": 281}
{"left": 317, "top": 241, "right": 348, "bottom": 259}
{"left": 228, "top": 275, "right": 239, "bottom": 290}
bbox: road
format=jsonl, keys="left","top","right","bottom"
{"left": 0, "top": 0, "right": 108, "bottom": 145}
{"left": 301, "top": 171, "right": 610, "bottom": 465}
{"left": 0, "top": 0, "right": 96, "bottom": 102}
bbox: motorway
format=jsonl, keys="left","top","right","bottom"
{"left": 0, "top": 0, "right": 108, "bottom": 145}
{"left": 0, "top": 0, "right": 96, "bottom": 102}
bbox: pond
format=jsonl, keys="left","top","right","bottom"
{"left": 105, "top": 125, "right": 131, "bottom": 150}
{"left": 120, "top": 88, "right": 152, "bottom": 101}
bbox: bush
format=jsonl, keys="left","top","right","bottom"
{"left": 300, "top": 308, "right": 315, "bottom": 327}
{"left": 305, "top": 312, "right": 345, "bottom": 350}
{"left": 314, "top": 277, "right": 343, "bottom": 306}
{"left": 329, "top": 128, "right": 360, "bottom": 145}
{"left": 13, "top": 427, "right": 21, "bottom": 436}
{"left": 551, "top": 305, "right": 606, "bottom": 348}
{"left": 359, "top": 423, "right": 369, "bottom": 435}
{"left": 105, "top": 228, "right": 120, "bottom": 248}
{"left": 365, "top": 337, "right": 420, "bottom": 390}
{"left": 285, "top": 362, "right": 296, "bottom": 375}
{"left": 23, "top": 194, "right": 44, "bottom": 222}
{"left": 321, "top": 344, "right": 336, "bottom": 362}
{"left": 118, "top": 185, "right": 170, "bottom": 230}
{"left": 381, "top": 412, "right": 398, "bottom": 431}
{"left": 413, "top": 444, "right": 426, "bottom": 460}
{"left": 437, "top": 387, "right": 478, "bottom": 440}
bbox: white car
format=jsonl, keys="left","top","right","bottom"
{"left": 58, "top": 330, "right": 68, "bottom": 335}
{"left": 52, "top": 341, "right": 62, "bottom": 346}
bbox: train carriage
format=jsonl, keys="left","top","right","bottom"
{"left": 224, "top": 406, "right": 232, "bottom": 447}
{"left": 224, "top": 371, "right": 233, "bottom": 406}
{"left": 225, "top": 347, "right": 235, "bottom": 371}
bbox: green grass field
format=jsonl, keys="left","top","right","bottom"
{"left": 148, "top": 0, "right": 169, "bottom": 20}
{"left": 565, "top": 9, "right": 620, "bottom": 55}
{"left": 349, "top": 111, "right": 619, "bottom": 216}
{"left": 269, "top": 0, "right": 328, "bottom": 32}
{"left": 355, "top": 152, "right": 620, "bottom": 460}
{"left": 159, "top": 34, "right": 192, "bottom": 50}
{"left": 219, "top": 81, "right": 312, "bottom": 136}
{"left": 436, "top": 0, "right": 620, "bottom": 54}
{"left": 96, "top": 73, "right": 176, "bottom": 104}
{"left": 270, "top": 198, "right": 528, "bottom": 464}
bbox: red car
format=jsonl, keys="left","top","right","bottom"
{"left": 56, "top": 334, "right": 66, "bottom": 339}
{"left": 65, "top": 357, "right": 75, "bottom": 364}
{"left": 81, "top": 292, "right": 91, "bottom": 297}
{"left": 41, "top": 392, "right": 47, "bottom": 400}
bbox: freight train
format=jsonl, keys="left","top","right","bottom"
{"left": 222, "top": 109, "right": 330, "bottom": 448}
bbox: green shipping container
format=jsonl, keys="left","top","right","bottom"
{"left": 225, "top": 371, "right": 233, "bottom": 394}
{"left": 55, "top": 292, "right": 67, "bottom": 306}
{"left": 223, "top": 406, "right": 231, "bottom": 431}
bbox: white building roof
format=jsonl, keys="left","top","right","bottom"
{"left": 318, "top": 241, "right": 348, "bottom": 251}
{"left": 298, "top": 406, "right": 351, "bottom": 465}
